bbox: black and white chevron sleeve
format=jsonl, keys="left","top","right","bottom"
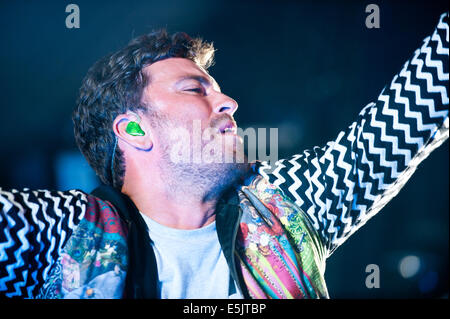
{"left": 258, "top": 12, "right": 449, "bottom": 257}
{"left": 0, "top": 188, "right": 87, "bottom": 298}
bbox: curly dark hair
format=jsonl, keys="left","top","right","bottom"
{"left": 72, "top": 29, "right": 215, "bottom": 189}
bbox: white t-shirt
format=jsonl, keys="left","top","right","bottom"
{"left": 139, "top": 212, "right": 243, "bottom": 299}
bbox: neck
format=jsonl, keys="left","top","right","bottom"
{"left": 134, "top": 190, "right": 218, "bottom": 230}
{"left": 122, "top": 166, "right": 225, "bottom": 230}
{"left": 122, "top": 153, "right": 251, "bottom": 229}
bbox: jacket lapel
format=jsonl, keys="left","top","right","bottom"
{"left": 91, "top": 185, "right": 158, "bottom": 299}
{"left": 215, "top": 186, "right": 250, "bottom": 299}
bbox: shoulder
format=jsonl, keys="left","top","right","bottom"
{"left": 38, "top": 193, "right": 129, "bottom": 299}
{"left": 82, "top": 194, "right": 128, "bottom": 238}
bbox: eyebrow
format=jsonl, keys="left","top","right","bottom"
{"left": 175, "top": 75, "right": 221, "bottom": 91}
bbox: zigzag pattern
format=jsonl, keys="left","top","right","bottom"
{"left": 0, "top": 188, "right": 87, "bottom": 298}
{"left": 259, "top": 12, "right": 449, "bottom": 256}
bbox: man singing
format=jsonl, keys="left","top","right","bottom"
{"left": 0, "top": 12, "right": 448, "bottom": 299}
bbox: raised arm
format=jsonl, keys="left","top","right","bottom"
{"left": 258, "top": 12, "right": 449, "bottom": 256}
{"left": 0, "top": 188, "right": 87, "bottom": 298}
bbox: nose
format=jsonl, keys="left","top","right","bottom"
{"left": 212, "top": 93, "right": 238, "bottom": 115}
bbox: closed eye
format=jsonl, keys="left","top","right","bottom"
{"left": 184, "top": 87, "right": 205, "bottom": 94}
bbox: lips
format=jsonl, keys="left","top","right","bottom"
{"left": 218, "top": 120, "right": 237, "bottom": 134}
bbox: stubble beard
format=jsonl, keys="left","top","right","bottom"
{"left": 156, "top": 119, "right": 251, "bottom": 203}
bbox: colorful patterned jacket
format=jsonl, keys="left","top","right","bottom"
{"left": 0, "top": 12, "right": 448, "bottom": 299}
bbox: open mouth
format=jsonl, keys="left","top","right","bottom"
{"left": 218, "top": 121, "right": 237, "bottom": 134}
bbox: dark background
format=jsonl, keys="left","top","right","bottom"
{"left": 0, "top": 0, "right": 448, "bottom": 298}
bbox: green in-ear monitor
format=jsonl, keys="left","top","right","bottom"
{"left": 125, "top": 112, "right": 145, "bottom": 136}
{"left": 110, "top": 112, "right": 147, "bottom": 184}
{"left": 126, "top": 121, "right": 145, "bottom": 136}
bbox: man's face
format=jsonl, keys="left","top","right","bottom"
{"left": 139, "top": 57, "right": 250, "bottom": 196}
{"left": 141, "top": 57, "right": 243, "bottom": 164}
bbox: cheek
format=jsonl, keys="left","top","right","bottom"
{"left": 174, "top": 100, "right": 211, "bottom": 119}
{"left": 165, "top": 102, "right": 213, "bottom": 133}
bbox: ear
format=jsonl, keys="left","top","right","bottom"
{"left": 113, "top": 112, "right": 153, "bottom": 152}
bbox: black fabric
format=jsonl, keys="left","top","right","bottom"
{"left": 215, "top": 186, "right": 250, "bottom": 299}
{"left": 91, "top": 185, "right": 158, "bottom": 299}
